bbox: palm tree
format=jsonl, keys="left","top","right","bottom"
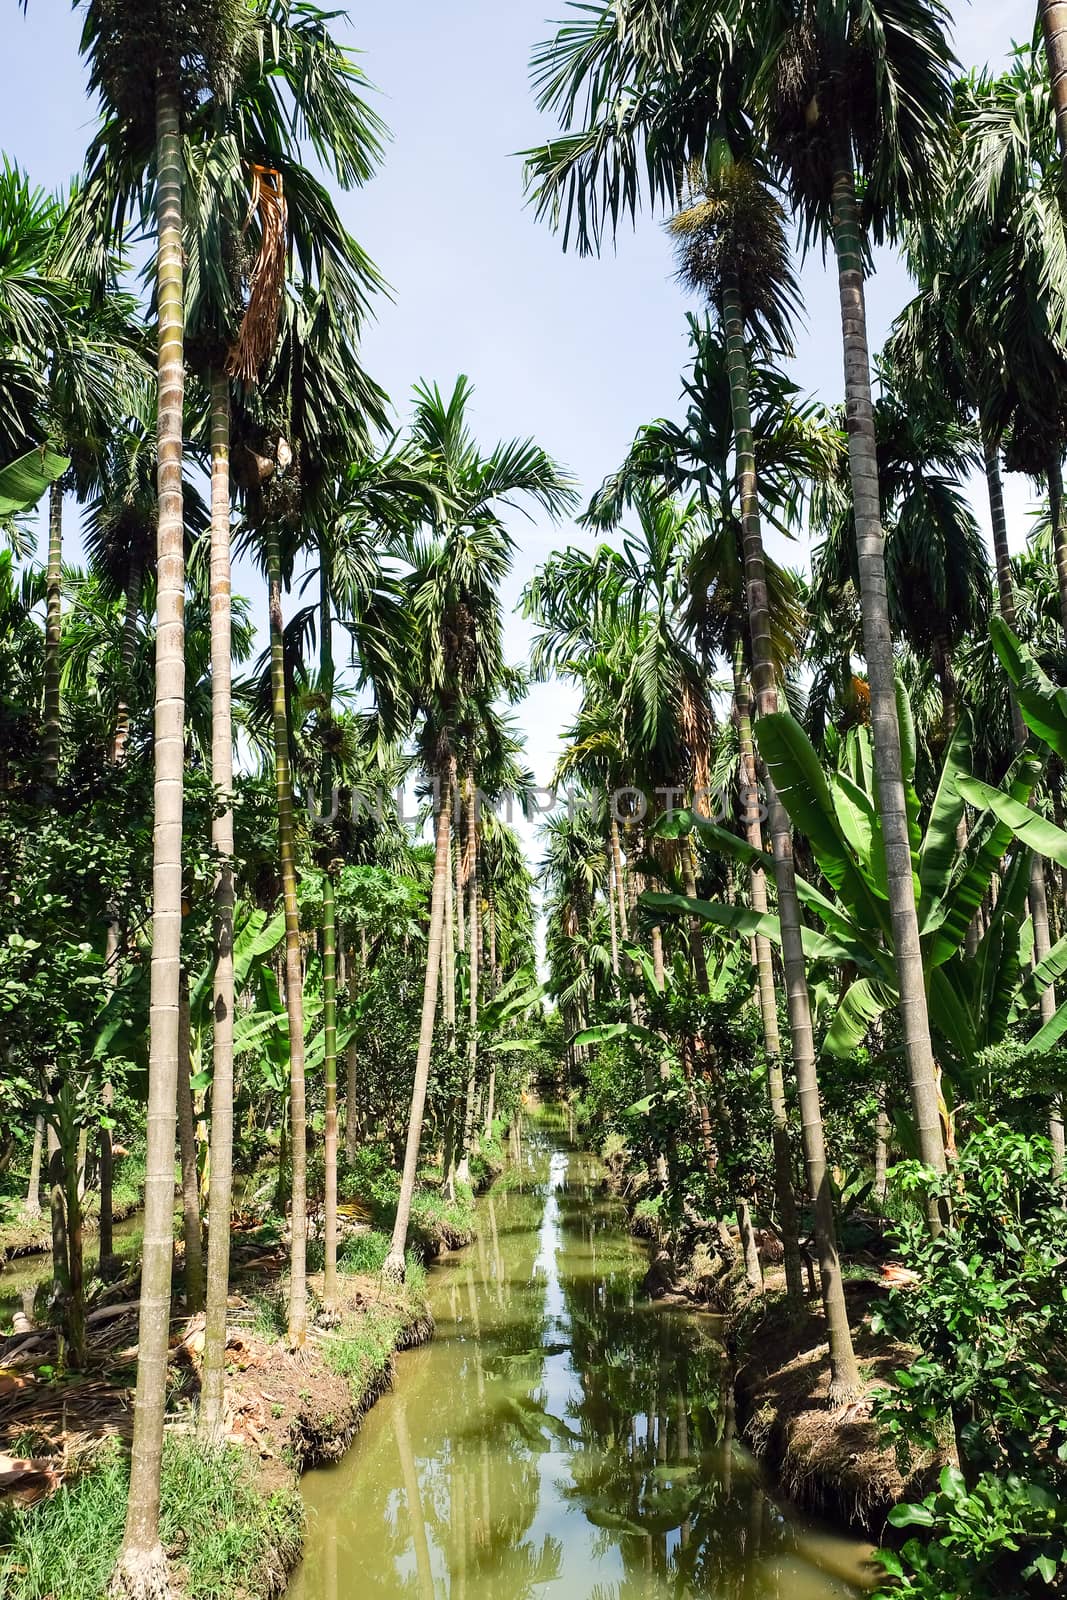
{"left": 57, "top": 7, "right": 254, "bottom": 1585}
{"left": 752, "top": 0, "right": 957, "bottom": 1202}
{"left": 383, "top": 378, "right": 574, "bottom": 1278}
{"left": 184, "top": 0, "right": 387, "bottom": 1408}
{"left": 527, "top": 25, "right": 859, "bottom": 1380}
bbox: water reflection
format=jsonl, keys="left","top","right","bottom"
{"left": 288, "top": 1134, "right": 872, "bottom": 1600}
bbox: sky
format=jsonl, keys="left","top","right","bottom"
{"left": 0, "top": 0, "right": 1043, "bottom": 855}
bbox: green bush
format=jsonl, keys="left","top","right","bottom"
{"left": 0, "top": 1436, "right": 302, "bottom": 1600}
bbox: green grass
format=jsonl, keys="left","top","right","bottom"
{"left": 0, "top": 1436, "right": 302, "bottom": 1600}
{"left": 321, "top": 1305, "right": 404, "bottom": 1388}
{"left": 339, "top": 1229, "right": 428, "bottom": 1299}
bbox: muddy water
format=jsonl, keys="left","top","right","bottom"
{"left": 288, "top": 1138, "right": 876, "bottom": 1600}
{"left": 0, "top": 1211, "right": 144, "bottom": 1331}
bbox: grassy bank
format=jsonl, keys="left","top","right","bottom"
{"left": 0, "top": 1120, "right": 519, "bottom": 1600}
{"left": 0, "top": 1225, "right": 435, "bottom": 1600}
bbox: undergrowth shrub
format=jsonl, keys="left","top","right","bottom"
{"left": 0, "top": 1435, "right": 302, "bottom": 1600}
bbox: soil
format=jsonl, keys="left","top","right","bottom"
{"left": 729, "top": 1285, "right": 942, "bottom": 1537}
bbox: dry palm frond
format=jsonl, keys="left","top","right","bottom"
{"left": 228, "top": 165, "right": 288, "bottom": 384}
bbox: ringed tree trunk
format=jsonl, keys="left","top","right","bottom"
{"left": 100, "top": 555, "right": 145, "bottom": 1265}
{"left": 457, "top": 769, "right": 480, "bottom": 1185}
{"left": 112, "top": 73, "right": 188, "bottom": 1598}
{"left": 385, "top": 758, "right": 454, "bottom": 1279}
{"left": 830, "top": 162, "right": 948, "bottom": 1211}
{"left": 984, "top": 433, "right": 1062, "bottom": 1144}
{"left": 41, "top": 479, "right": 63, "bottom": 788}
{"left": 266, "top": 520, "right": 308, "bottom": 1349}
{"left": 730, "top": 640, "right": 804, "bottom": 1303}
{"left": 1040, "top": 0, "right": 1067, "bottom": 175}
{"left": 1048, "top": 457, "right": 1067, "bottom": 640}
{"left": 442, "top": 788, "right": 459, "bottom": 1197}
{"left": 176, "top": 974, "right": 204, "bottom": 1312}
{"left": 200, "top": 374, "right": 236, "bottom": 1441}
{"left": 25, "top": 1116, "right": 43, "bottom": 1219}
{"left": 345, "top": 946, "right": 361, "bottom": 1165}
{"left": 722, "top": 273, "right": 860, "bottom": 1396}
{"left": 319, "top": 566, "right": 339, "bottom": 1316}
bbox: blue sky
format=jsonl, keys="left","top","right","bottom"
{"left": 1, "top": 0, "right": 1041, "bottom": 820}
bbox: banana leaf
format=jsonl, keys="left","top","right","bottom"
{"left": 990, "top": 616, "right": 1067, "bottom": 759}
{"left": 0, "top": 447, "right": 69, "bottom": 516}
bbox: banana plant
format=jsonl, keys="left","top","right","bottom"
{"left": 647, "top": 707, "right": 1061, "bottom": 1077}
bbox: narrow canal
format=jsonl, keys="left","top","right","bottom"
{"left": 288, "top": 1136, "right": 873, "bottom": 1600}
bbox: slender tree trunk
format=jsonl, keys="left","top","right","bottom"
{"left": 100, "top": 559, "right": 144, "bottom": 1264}
{"left": 457, "top": 771, "right": 480, "bottom": 1184}
{"left": 266, "top": 521, "right": 307, "bottom": 1348}
{"left": 830, "top": 165, "right": 948, "bottom": 1213}
{"left": 25, "top": 1116, "right": 43, "bottom": 1219}
{"left": 1031, "top": 854, "right": 1066, "bottom": 1173}
{"left": 319, "top": 568, "right": 339, "bottom": 1315}
{"left": 110, "top": 557, "right": 144, "bottom": 769}
{"left": 1049, "top": 458, "right": 1067, "bottom": 640}
{"left": 443, "top": 790, "right": 458, "bottom": 1196}
{"left": 112, "top": 75, "right": 188, "bottom": 1599}
{"left": 65, "top": 1144, "right": 86, "bottom": 1371}
{"left": 345, "top": 948, "right": 360, "bottom": 1165}
{"left": 41, "top": 480, "right": 63, "bottom": 788}
{"left": 874, "top": 1090, "right": 891, "bottom": 1208}
{"left": 607, "top": 851, "right": 620, "bottom": 976}
{"left": 200, "top": 374, "right": 235, "bottom": 1440}
{"left": 611, "top": 819, "right": 630, "bottom": 942}
{"left": 737, "top": 1200, "right": 763, "bottom": 1292}
{"left": 1040, "top": 0, "right": 1067, "bottom": 175}
{"left": 385, "top": 764, "right": 453, "bottom": 1279}
{"left": 723, "top": 275, "right": 860, "bottom": 1395}
{"left": 176, "top": 976, "right": 203, "bottom": 1313}
{"left": 983, "top": 433, "right": 1028, "bottom": 750}
{"left": 47, "top": 1119, "right": 68, "bottom": 1299}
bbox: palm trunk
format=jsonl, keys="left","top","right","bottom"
{"left": 1030, "top": 854, "right": 1066, "bottom": 1173}
{"left": 200, "top": 373, "right": 235, "bottom": 1440}
{"left": 110, "top": 557, "right": 144, "bottom": 768}
{"left": 47, "top": 1119, "right": 69, "bottom": 1300}
{"left": 25, "top": 1116, "right": 43, "bottom": 1219}
{"left": 610, "top": 819, "right": 630, "bottom": 941}
{"left": 319, "top": 567, "right": 339, "bottom": 1315}
{"left": 266, "top": 521, "right": 307, "bottom": 1348}
{"left": 874, "top": 1090, "right": 891, "bottom": 1207}
{"left": 458, "top": 770, "right": 481, "bottom": 1184}
{"left": 830, "top": 163, "right": 948, "bottom": 1210}
{"left": 443, "top": 792, "right": 458, "bottom": 1196}
{"left": 345, "top": 948, "right": 360, "bottom": 1164}
{"left": 41, "top": 480, "right": 63, "bottom": 788}
{"left": 1048, "top": 458, "right": 1067, "bottom": 639}
{"left": 723, "top": 274, "right": 859, "bottom": 1394}
{"left": 722, "top": 306, "right": 805, "bottom": 1308}
{"left": 176, "top": 975, "right": 204, "bottom": 1313}
{"left": 385, "top": 762, "right": 453, "bottom": 1278}
{"left": 112, "top": 75, "right": 187, "bottom": 1599}
{"left": 1040, "top": 0, "right": 1067, "bottom": 173}
{"left": 100, "top": 558, "right": 144, "bottom": 1264}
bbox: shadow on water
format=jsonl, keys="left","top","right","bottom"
{"left": 288, "top": 1126, "right": 876, "bottom": 1600}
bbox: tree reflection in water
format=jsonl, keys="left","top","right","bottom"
{"left": 288, "top": 1132, "right": 870, "bottom": 1600}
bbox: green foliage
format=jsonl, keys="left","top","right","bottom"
{"left": 0, "top": 1436, "right": 303, "bottom": 1600}
{"left": 872, "top": 1126, "right": 1067, "bottom": 1596}
{"left": 875, "top": 1466, "right": 1067, "bottom": 1600}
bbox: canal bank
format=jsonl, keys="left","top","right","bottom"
{"left": 286, "top": 1132, "right": 874, "bottom": 1599}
